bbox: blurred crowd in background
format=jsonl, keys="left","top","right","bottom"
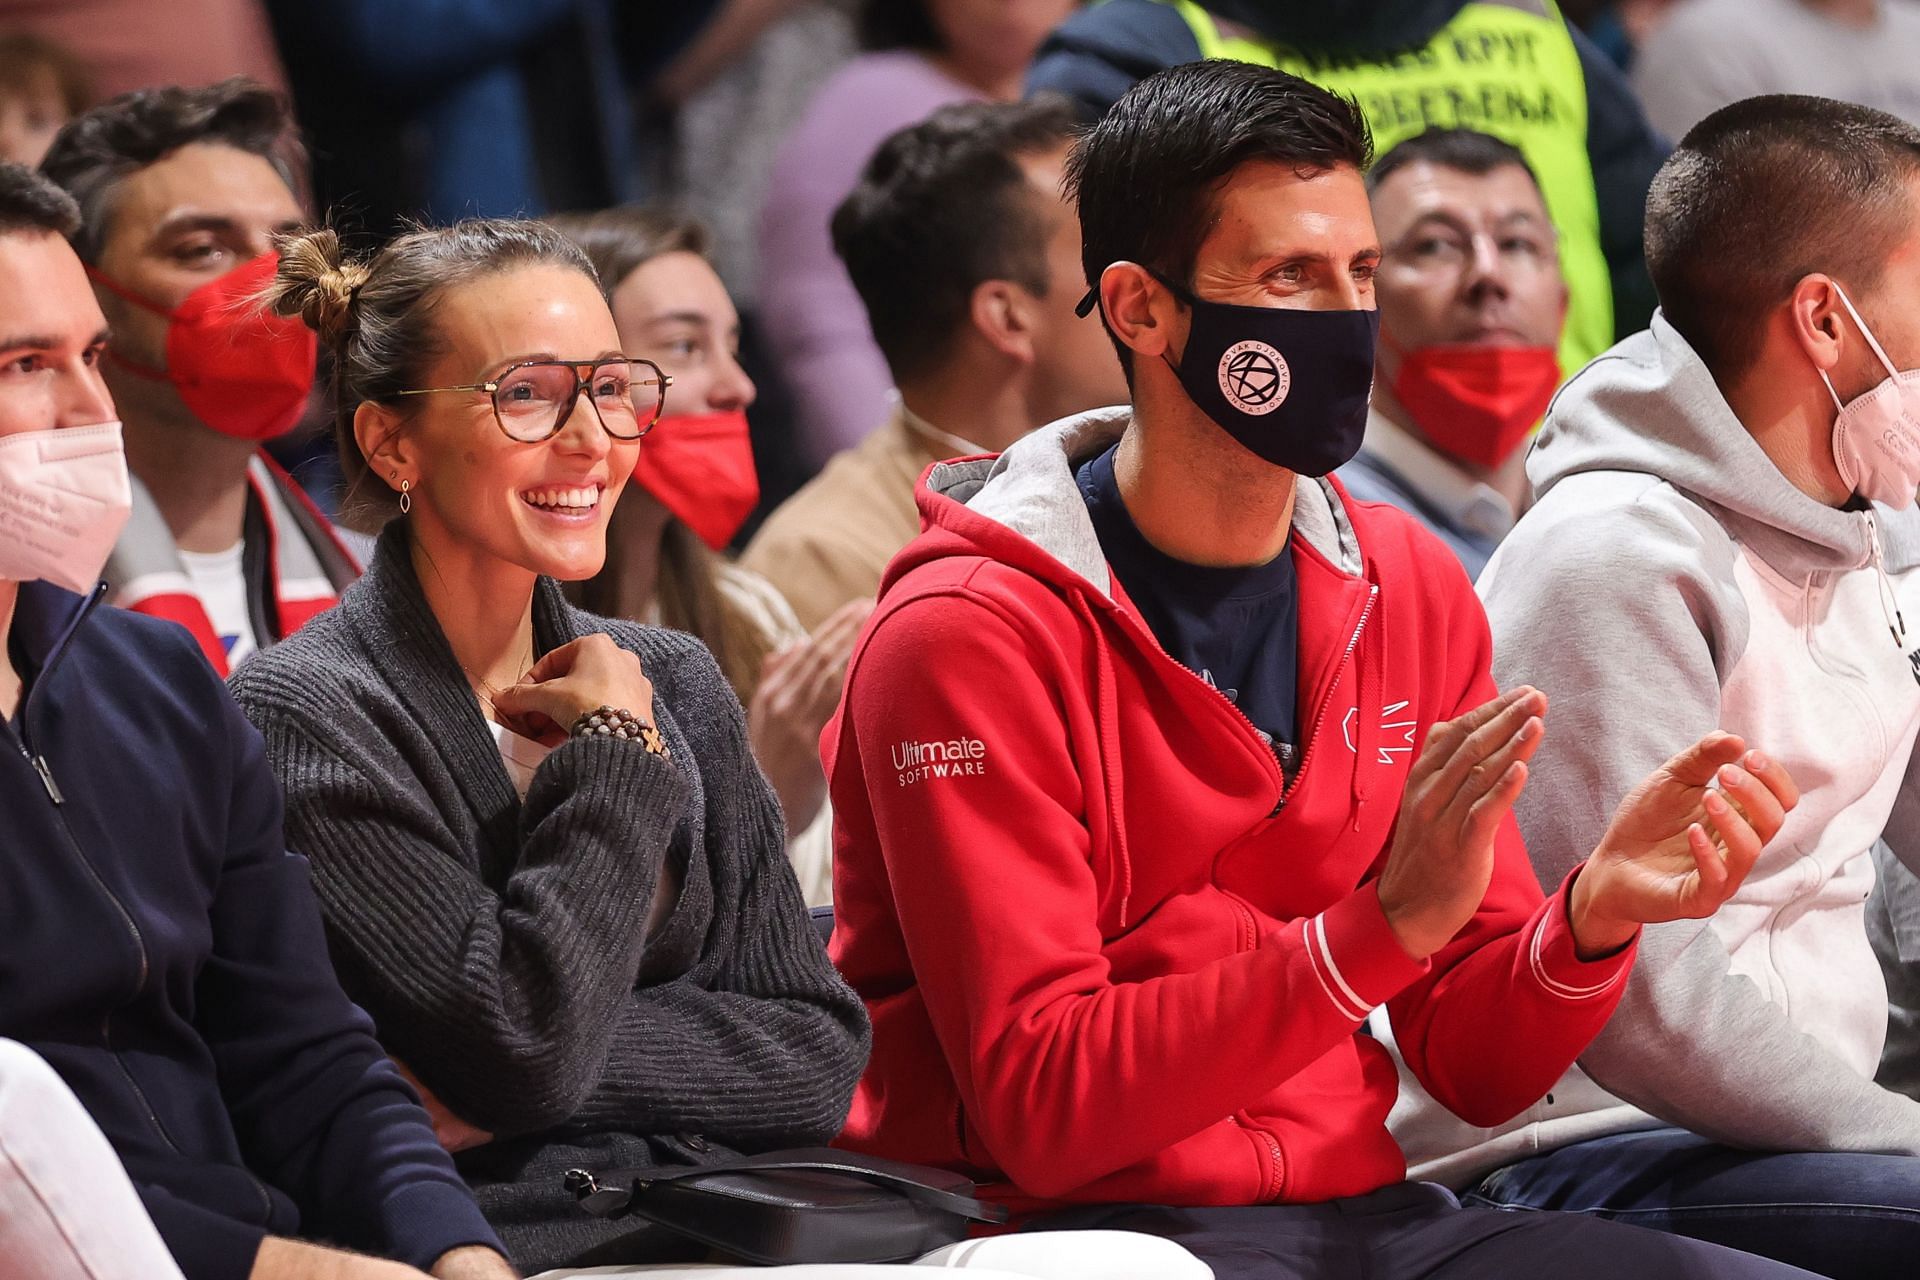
{"left": 0, "top": 0, "right": 1910, "bottom": 534}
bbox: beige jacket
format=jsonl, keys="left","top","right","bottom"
{"left": 742, "top": 402, "right": 946, "bottom": 631}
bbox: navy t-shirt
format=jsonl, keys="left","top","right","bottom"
{"left": 1076, "top": 444, "right": 1300, "bottom": 768}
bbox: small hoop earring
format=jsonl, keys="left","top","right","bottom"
{"left": 398, "top": 478, "right": 412, "bottom": 515}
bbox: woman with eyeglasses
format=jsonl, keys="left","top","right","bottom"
{"left": 227, "top": 219, "right": 869, "bottom": 1273}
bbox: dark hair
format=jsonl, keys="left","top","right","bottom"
{"left": 38, "top": 77, "right": 302, "bottom": 263}
{"left": 858, "top": 0, "right": 942, "bottom": 52}
{"left": 0, "top": 160, "right": 79, "bottom": 237}
{"left": 1646, "top": 94, "right": 1920, "bottom": 380}
{"left": 544, "top": 206, "right": 708, "bottom": 295}
{"left": 0, "top": 30, "right": 93, "bottom": 117}
{"left": 262, "top": 218, "right": 596, "bottom": 524}
{"left": 1367, "top": 127, "right": 1540, "bottom": 193}
{"left": 1066, "top": 61, "right": 1371, "bottom": 369}
{"left": 833, "top": 96, "right": 1078, "bottom": 382}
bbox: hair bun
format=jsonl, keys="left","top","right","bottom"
{"left": 264, "top": 227, "right": 369, "bottom": 349}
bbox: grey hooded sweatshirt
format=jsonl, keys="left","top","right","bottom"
{"left": 1386, "top": 312, "right": 1920, "bottom": 1187}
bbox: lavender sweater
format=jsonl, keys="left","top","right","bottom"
{"left": 757, "top": 50, "right": 983, "bottom": 466}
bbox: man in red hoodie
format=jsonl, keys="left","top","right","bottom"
{"left": 824, "top": 60, "right": 1809, "bottom": 1280}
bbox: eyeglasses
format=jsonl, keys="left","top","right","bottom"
{"left": 391, "top": 357, "right": 672, "bottom": 443}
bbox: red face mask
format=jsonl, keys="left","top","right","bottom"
{"left": 1388, "top": 341, "right": 1560, "bottom": 470}
{"left": 88, "top": 252, "right": 318, "bottom": 442}
{"left": 632, "top": 410, "right": 761, "bottom": 550}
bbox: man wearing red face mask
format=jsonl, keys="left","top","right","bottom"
{"left": 1339, "top": 129, "right": 1568, "bottom": 580}
{"left": 40, "top": 78, "right": 358, "bottom": 675}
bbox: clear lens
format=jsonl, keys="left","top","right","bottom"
{"left": 494, "top": 363, "right": 578, "bottom": 442}
{"left": 592, "top": 361, "right": 644, "bottom": 437}
{"left": 489, "top": 359, "right": 666, "bottom": 442}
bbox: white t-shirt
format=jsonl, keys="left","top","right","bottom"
{"left": 177, "top": 542, "right": 261, "bottom": 668}
{"left": 486, "top": 717, "right": 553, "bottom": 801}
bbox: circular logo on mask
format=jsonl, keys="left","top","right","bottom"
{"left": 1217, "top": 340, "right": 1290, "bottom": 415}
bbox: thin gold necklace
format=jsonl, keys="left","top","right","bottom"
{"left": 468, "top": 638, "right": 537, "bottom": 724}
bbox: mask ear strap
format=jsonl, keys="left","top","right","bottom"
{"left": 1832, "top": 281, "right": 1901, "bottom": 381}
{"left": 1820, "top": 367, "right": 1847, "bottom": 414}
{"left": 1078, "top": 266, "right": 1196, "bottom": 375}
{"left": 82, "top": 265, "right": 171, "bottom": 319}
{"left": 1138, "top": 266, "right": 1202, "bottom": 379}
{"left": 1143, "top": 267, "right": 1198, "bottom": 308}
{"left": 81, "top": 265, "right": 171, "bottom": 380}
{"left": 1079, "top": 266, "right": 1199, "bottom": 316}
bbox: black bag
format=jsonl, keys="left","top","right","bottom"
{"left": 564, "top": 1147, "right": 1010, "bottom": 1266}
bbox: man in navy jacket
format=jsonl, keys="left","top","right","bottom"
{"left": 0, "top": 161, "right": 516, "bottom": 1280}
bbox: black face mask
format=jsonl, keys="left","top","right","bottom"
{"left": 1149, "top": 272, "right": 1380, "bottom": 476}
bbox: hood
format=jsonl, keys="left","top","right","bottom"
{"left": 1209, "top": 0, "right": 1466, "bottom": 57}
{"left": 1528, "top": 312, "right": 1876, "bottom": 577}
{"left": 884, "top": 406, "right": 1363, "bottom": 607}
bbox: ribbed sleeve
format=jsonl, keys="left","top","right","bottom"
{"left": 565, "top": 647, "right": 868, "bottom": 1145}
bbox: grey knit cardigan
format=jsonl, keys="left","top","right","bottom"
{"left": 228, "top": 527, "right": 869, "bottom": 1271}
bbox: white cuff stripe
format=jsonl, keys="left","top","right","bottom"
{"left": 1527, "top": 915, "right": 1626, "bottom": 999}
{"left": 1314, "top": 914, "right": 1373, "bottom": 1016}
{"left": 1303, "top": 917, "right": 1369, "bottom": 1021}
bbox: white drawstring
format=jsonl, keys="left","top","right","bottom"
{"left": 1867, "top": 511, "right": 1910, "bottom": 653}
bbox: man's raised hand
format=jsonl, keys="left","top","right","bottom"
{"left": 1376, "top": 685, "right": 1550, "bottom": 963}
{"left": 1568, "top": 732, "right": 1799, "bottom": 958}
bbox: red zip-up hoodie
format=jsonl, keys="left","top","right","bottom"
{"left": 824, "top": 409, "right": 1637, "bottom": 1212}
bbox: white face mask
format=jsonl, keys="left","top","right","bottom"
{"left": 1824, "top": 284, "right": 1920, "bottom": 509}
{"left": 0, "top": 422, "right": 133, "bottom": 593}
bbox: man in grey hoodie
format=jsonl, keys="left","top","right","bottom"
{"left": 1391, "top": 95, "right": 1920, "bottom": 1277}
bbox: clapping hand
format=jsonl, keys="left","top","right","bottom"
{"left": 1568, "top": 732, "right": 1798, "bottom": 957}
{"left": 748, "top": 598, "right": 874, "bottom": 835}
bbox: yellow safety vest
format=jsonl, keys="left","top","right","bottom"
{"left": 1167, "top": 0, "right": 1607, "bottom": 374}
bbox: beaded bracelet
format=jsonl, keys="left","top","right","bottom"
{"left": 570, "top": 705, "right": 670, "bottom": 759}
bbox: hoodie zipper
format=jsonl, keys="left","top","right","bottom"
{"left": 1216, "top": 590, "right": 1379, "bottom": 1206}
{"left": 1, "top": 591, "right": 181, "bottom": 1155}
{"left": 1119, "top": 583, "right": 1378, "bottom": 819}
{"left": 1223, "top": 585, "right": 1378, "bottom": 1201}
{"left": 8, "top": 730, "right": 179, "bottom": 1147}
{"left": 13, "top": 686, "right": 280, "bottom": 1222}
{"left": 1276, "top": 586, "right": 1379, "bottom": 815}
{"left": 1103, "top": 601, "right": 1285, "bottom": 803}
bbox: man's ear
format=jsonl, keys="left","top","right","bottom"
{"left": 1099, "top": 261, "right": 1180, "bottom": 364}
{"left": 352, "top": 400, "right": 415, "bottom": 492}
{"left": 970, "top": 279, "right": 1038, "bottom": 364}
{"left": 1787, "top": 273, "right": 1848, "bottom": 377}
